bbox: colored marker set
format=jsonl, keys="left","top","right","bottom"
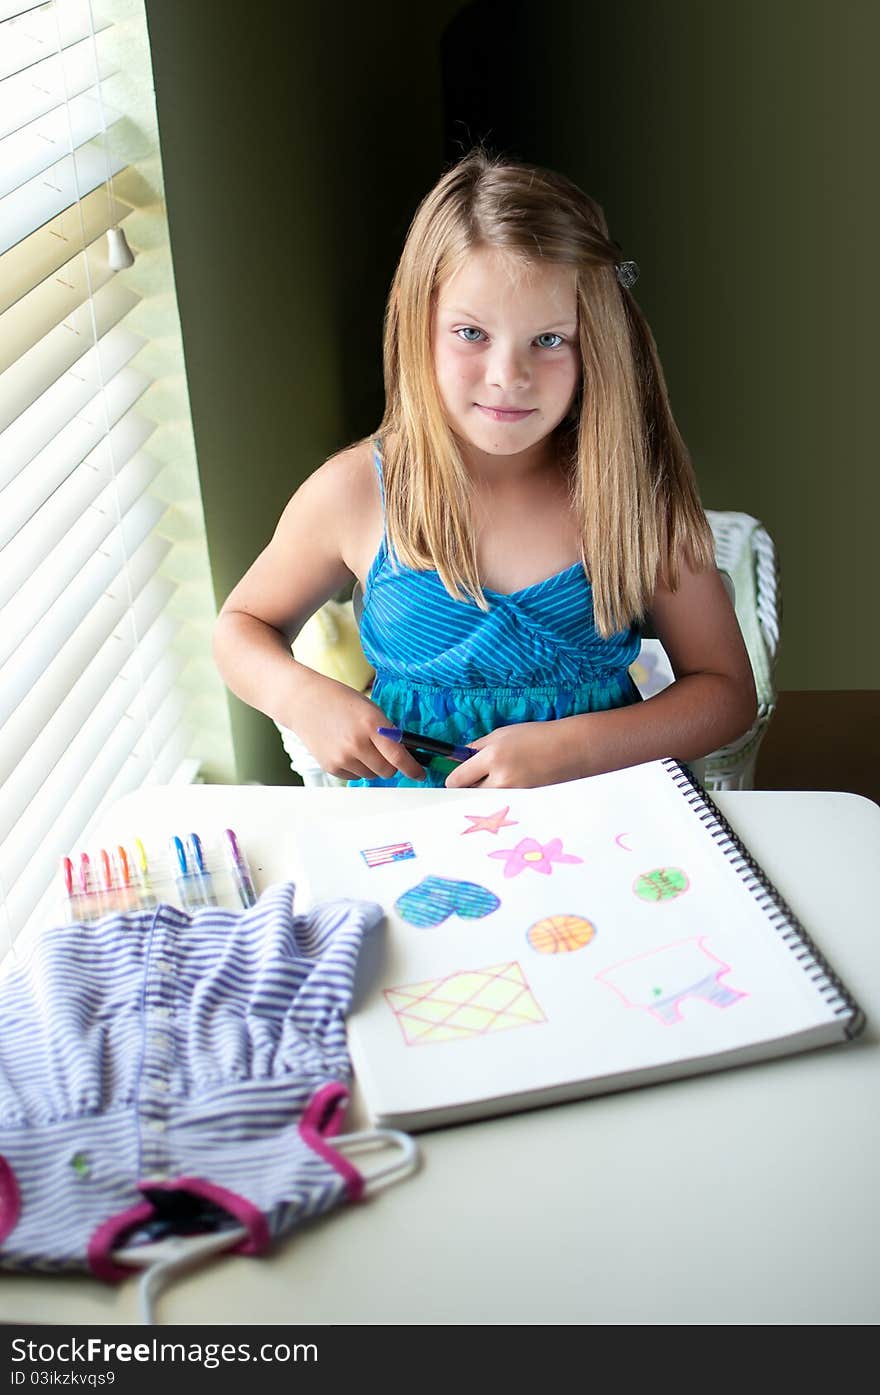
{"left": 59, "top": 828, "right": 257, "bottom": 923}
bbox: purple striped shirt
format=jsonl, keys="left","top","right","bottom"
{"left": 0, "top": 883, "right": 383, "bottom": 1278}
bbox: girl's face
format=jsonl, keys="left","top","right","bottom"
{"left": 432, "top": 246, "right": 580, "bottom": 465}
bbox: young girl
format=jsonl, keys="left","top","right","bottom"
{"left": 213, "top": 150, "right": 757, "bottom": 789}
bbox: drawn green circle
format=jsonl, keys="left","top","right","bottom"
{"left": 633, "top": 867, "right": 689, "bottom": 902}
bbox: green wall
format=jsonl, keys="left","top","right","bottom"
{"left": 143, "top": 0, "right": 465, "bottom": 783}
{"left": 509, "top": 0, "right": 878, "bottom": 692}
{"left": 145, "top": 0, "right": 877, "bottom": 784}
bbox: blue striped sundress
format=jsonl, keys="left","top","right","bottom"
{"left": 0, "top": 885, "right": 382, "bottom": 1278}
{"left": 353, "top": 443, "right": 641, "bottom": 787}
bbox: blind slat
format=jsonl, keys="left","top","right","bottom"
{"left": 0, "top": 89, "right": 121, "bottom": 200}
{"left": 0, "top": 613, "right": 179, "bottom": 848}
{"left": 0, "top": 230, "right": 116, "bottom": 375}
{"left": 0, "top": 523, "right": 170, "bottom": 737}
{"left": 0, "top": 280, "right": 140, "bottom": 435}
{"left": 1, "top": 346, "right": 147, "bottom": 493}
{"left": 0, "top": 573, "right": 175, "bottom": 809}
{"left": 1, "top": 641, "right": 184, "bottom": 887}
{"left": 0, "top": 36, "right": 113, "bottom": 140}
{"left": 0, "top": 5, "right": 54, "bottom": 24}
{"left": 0, "top": 414, "right": 156, "bottom": 605}
{"left": 99, "top": 689, "right": 190, "bottom": 818}
{"left": 1, "top": 685, "right": 184, "bottom": 939}
{"left": 0, "top": 3, "right": 110, "bottom": 82}
{"left": 0, "top": 438, "right": 159, "bottom": 641}
{"left": 0, "top": 182, "right": 129, "bottom": 317}
{"left": 0, "top": 139, "right": 126, "bottom": 255}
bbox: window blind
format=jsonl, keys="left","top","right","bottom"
{"left": 0, "top": 1, "right": 235, "bottom": 954}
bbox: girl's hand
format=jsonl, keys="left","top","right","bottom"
{"left": 444, "top": 721, "right": 567, "bottom": 789}
{"left": 285, "top": 677, "right": 427, "bottom": 783}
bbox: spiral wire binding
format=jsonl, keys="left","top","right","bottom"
{"left": 661, "top": 758, "right": 866, "bottom": 1039}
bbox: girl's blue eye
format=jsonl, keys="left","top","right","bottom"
{"left": 535, "top": 333, "right": 564, "bottom": 350}
{"left": 456, "top": 327, "right": 485, "bottom": 343}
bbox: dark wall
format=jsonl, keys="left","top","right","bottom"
{"left": 143, "top": 0, "right": 466, "bottom": 783}
{"left": 441, "top": 0, "right": 880, "bottom": 693}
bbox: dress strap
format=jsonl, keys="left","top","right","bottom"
{"left": 371, "top": 437, "right": 385, "bottom": 507}
{"left": 363, "top": 439, "right": 390, "bottom": 600}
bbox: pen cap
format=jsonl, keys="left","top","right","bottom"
{"left": 223, "top": 828, "right": 257, "bottom": 906}
{"left": 223, "top": 827, "right": 242, "bottom": 861}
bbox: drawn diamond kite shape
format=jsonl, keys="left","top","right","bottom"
{"left": 385, "top": 961, "right": 546, "bottom": 1045}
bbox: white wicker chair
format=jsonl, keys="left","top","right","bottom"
{"left": 631, "top": 510, "right": 780, "bottom": 789}
{"left": 278, "top": 509, "right": 780, "bottom": 791}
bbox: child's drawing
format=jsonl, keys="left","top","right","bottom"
{"left": 488, "top": 836, "right": 583, "bottom": 879}
{"left": 528, "top": 914, "right": 597, "bottom": 955}
{"left": 385, "top": 961, "right": 546, "bottom": 1045}
{"left": 633, "top": 867, "right": 689, "bottom": 902}
{"left": 395, "top": 875, "right": 500, "bottom": 928}
{"left": 614, "top": 832, "right": 633, "bottom": 851}
{"left": 361, "top": 841, "right": 416, "bottom": 868}
{"left": 596, "top": 937, "right": 747, "bottom": 1026}
{"left": 461, "top": 806, "right": 517, "bottom": 835}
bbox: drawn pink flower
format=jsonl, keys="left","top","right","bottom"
{"left": 488, "top": 836, "right": 583, "bottom": 879}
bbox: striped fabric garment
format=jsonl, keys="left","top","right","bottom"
{"left": 0, "top": 884, "right": 383, "bottom": 1279}
{"left": 352, "top": 442, "right": 642, "bottom": 788}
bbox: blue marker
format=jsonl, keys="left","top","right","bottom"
{"left": 170, "top": 834, "right": 200, "bottom": 910}
{"left": 187, "top": 832, "right": 217, "bottom": 906}
{"left": 377, "top": 726, "right": 478, "bottom": 764}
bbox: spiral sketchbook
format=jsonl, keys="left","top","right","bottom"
{"left": 295, "top": 759, "right": 865, "bottom": 1131}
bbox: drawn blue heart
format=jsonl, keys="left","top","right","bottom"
{"left": 395, "top": 875, "right": 500, "bottom": 928}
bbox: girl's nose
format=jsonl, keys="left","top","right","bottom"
{"left": 486, "top": 342, "right": 530, "bottom": 391}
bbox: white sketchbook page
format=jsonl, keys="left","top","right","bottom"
{"left": 294, "top": 761, "right": 843, "bottom": 1118}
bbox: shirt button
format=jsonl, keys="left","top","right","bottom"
{"left": 155, "top": 961, "right": 174, "bottom": 975}
{"left": 152, "top": 1007, "right": 173, "bottom": 1021}
{"left": 148, "top": 1033, "right": 171, "bottom": 1050}
{"left": 145, "top": 1119, "right": 166, "bottom": 1134}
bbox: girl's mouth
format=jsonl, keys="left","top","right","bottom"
{"left": 475, "top": 404, "right": 536, "bottom": 423}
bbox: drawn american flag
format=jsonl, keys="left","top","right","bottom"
{"left": 361, "top": 841, "right": 416, "bottom": 868}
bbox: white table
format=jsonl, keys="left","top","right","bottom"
{"left": 3, "top": 785, "right": 879, "bottom": 1325}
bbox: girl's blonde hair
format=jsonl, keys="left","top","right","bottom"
{"left": 377, "top": 148, "right": 714, "bottom": 637}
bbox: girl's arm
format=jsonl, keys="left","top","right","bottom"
{"left": 212, "top": 447, "right": 426, "bottom": 782}
{"left": 446, "top": 561, "right": 758, "bottom": 788}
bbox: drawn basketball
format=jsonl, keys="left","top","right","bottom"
{"left": 527, "top": 914, "right": 597, "bottom": 955}
{"left": 633, "top": 867, "right": 690, "bottom": 902}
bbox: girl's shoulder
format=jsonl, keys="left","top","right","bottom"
{"left": 314, "top": 435, "right": 379, "bottom": 491}
{"left": 309, "top": 437, "right": 384, "bottom": 585}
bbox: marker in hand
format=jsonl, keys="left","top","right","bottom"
{"left": 377, "top": 726, "right": 478, "bottom": 764}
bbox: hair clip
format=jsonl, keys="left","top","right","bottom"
{"left": 615, "top": 260, "right": 639, "bottom": 289}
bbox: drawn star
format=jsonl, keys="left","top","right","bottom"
{"left": 461, "top": 805, "right": 518, "bottom": 836}
{"left": 488, "top": 836, "right": 583, "bottom": 879}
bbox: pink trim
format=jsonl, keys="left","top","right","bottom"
{"left": 88, "top": 1178, "right": 270, "bottom": 1283}
{"left": 299, "top": 1083, "right": 364, "bottom": 1202}
{"left": 89, "top": 1200, "right": 154, "bottom": 1282}
{"left": 0, "top": 1155, "right": 21, "bottom": 1242}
